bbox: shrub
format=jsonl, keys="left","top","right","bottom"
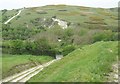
{"left": 2, "top": 9, "right": 7, "bottom": 15}
{"left": 10, "top": 40, "right": 25, "bottom": 54}
{"left": 2, "top": 40, "right": 25, "bottom": 54}
{"left": 64, "top": 28, "right": 74, "bottom": 37}
{"left": 2, "top": 15, "right": 8, "bottom": 22}
{"left": 16, "top": 16, "right": 21, "bottom": 20}
{"left": 58, "top": 10, "right": 67, "bottom": 11}
{"left": 62, "top": 45, "right": 76, "bottom": 56}
{"left": 93, "top": 30, "right": 113, "bottom": 42}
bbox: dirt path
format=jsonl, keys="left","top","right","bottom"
{"left": 1, "top": 59, "right": 59, "bottom": 83}
{"left": 4, "top": 9, "right": 23, "bottom": 24}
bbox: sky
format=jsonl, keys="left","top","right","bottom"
{"left": 0, "top": 0, "right": 119, "bottom": 10}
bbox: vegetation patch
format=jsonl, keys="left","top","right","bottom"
{"left": 84, "top": 16, "right": 106, "bottom": 25}
{"left": 97, "top": 11, "right": 112, "bottom": 16}
{"left": 79, "top": 6, "right": 90, "bottom": 10}
{"left": 58, "top": 10, "right": 67, "bottom": 11}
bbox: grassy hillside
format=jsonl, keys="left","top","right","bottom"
{"left": 1, "top": 55, "right": 53, "bottom": 78}
{"left": 3, "top": 5, "right": 118, "bottom": 28}
{"left": 28, "top": 41, "right": 118, "bottom": 82}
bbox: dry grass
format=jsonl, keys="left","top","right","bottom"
{"left": 89, "top": 16, "right": 104, "bottom": 21}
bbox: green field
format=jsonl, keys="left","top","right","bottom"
{"left": 1, "top": 54, "right": 53, "bottom": 78}
{"left": 28, "top": 41, "right": 118, "bottom": 82}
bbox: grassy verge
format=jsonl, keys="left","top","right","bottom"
{"left": 28, "top": 41, "right": 118, "bottom": 82}
{"left": 1, "top": 54, "right": 53, "bottom": 78}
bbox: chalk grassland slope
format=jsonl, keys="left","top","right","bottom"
{"left": 2, "top": 5, "right": 118, "bottom": 29}
{"left": 28, "top": 41, "right": 118, "bottom": 82}
{"left": 1, "top": 55, "right": 53, "bottom": 78}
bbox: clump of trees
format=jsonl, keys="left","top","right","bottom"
{"left": 2, "top": 39, "right": 57, "bottom": 57}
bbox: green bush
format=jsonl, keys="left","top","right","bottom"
{"left": 93, "top": 30, "right": 113, "bottom": 42}
{"left": 62, "top": 45, "right": 76, "bottom": 56}
{"left": 10, "top": 40, "right": 25, "bottom": 54}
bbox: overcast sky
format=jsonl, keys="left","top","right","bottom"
{"left": 0, "top": 0, "right": 119, "bottom": 10}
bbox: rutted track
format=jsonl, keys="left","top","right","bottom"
{"left": 1, "top": 59, "right": 60, "bottom": 83}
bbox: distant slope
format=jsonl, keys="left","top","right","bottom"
{"left": 2, "top": 5, "right": 118, "bottom": 29}
{"left": 28, "top": 41, "right": 118, "bottom": 82}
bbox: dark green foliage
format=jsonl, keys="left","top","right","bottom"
{"left": 2, "top": 39, "right": 57, "bottom": 57}
{"left": 16, "top": 16, "right": 21, "bottom": 20}
{"left": 2, "top": 15, "right": 8, "bottom": 23}
{"left": 52, "top": 16, "right": 56, "bottom": 18}
{"left": 58, "top": 9, "right": 67, "bottom": 11}
{"left": 93, "top": 30, "right": 114, "bottom": 42}
{"left": 10, "top": 40, "right": 25, "bottom": 54}
{"left": 62, "top": 45, "right": 76, "bottom": 56}
{"left": 2, "top": 9, "right": 7, "bottom": 15}
{"left": 29, "top": 38, "right": 56, "bottom": 56}
{"left": 2, "top": 24, "right": 40, "bottom": 40}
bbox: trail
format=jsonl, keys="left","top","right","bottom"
{"left": 1, "top": 59, "right": 60, "bottom": 83}
{"left": 4, "top": 9, "right": 23, "bottom": 24}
